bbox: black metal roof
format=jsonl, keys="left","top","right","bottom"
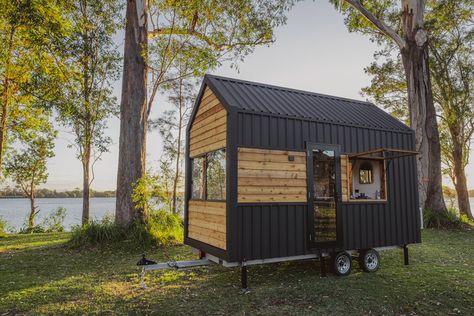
{"left": 205, "top": 74, "right": 411, "bottom": 132}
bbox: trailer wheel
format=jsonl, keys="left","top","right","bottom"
{"left": 332, "top": 252, "right": 352, "bottom": 276}
{"left": 359, "top": 249, "right": 380, "bottom": 273}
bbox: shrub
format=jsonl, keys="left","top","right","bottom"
{"left": 0, "top": 216, "right": 9, "bottom": 237}
{"left": 41, "top": 207, "right": 67, "bottom": 233}
{"left": 424, "top": 206, "right": 474, "bottom": 229}
{"left": 69, "top": 210, "right": 183, "bottom": 249}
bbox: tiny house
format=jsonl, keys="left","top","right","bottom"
{"left": 184, "top": 75, "right": 420, "bottom": 281}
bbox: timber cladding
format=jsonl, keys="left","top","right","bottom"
{"left": 188, "top": 200, "right": 226, "bottom": 250}
{"left": 237, "top": 147, "right": 307, "bottom": 203}
{"left": 189, "top": 87, "right": 227, "bottom": 158}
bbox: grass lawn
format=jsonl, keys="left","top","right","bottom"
{"left": 1, "top": 229, "right": 473, "bottom": 315}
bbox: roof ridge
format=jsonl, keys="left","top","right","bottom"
{"left": 205, "top": 73, "right": 374, "bottom": 107}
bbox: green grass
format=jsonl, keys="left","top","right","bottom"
{"left": 1, "top": 229, "right": 473, "bottom": 315}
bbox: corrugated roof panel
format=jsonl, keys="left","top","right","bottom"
{"left": 205, "top": 75, "right": 411, "bottom": 132}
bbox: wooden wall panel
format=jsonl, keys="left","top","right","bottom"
{"left": 188, "top": 200, "right": 226, "bottom": 249}
{"left": 190, "top": 87, "right": 227, "bottom": 158}
{"left": 340, "top": 155, "right": 351, "bottom": 202}
{"left": 238, "top": 148, "right": 307, "bottom": 203}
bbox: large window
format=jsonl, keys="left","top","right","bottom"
{"left": 191, "top": 149, "right": 226, "bottom": 200}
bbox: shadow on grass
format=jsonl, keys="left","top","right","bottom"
{"left": 1, "top": 229, "right": 473, "bottom": 315}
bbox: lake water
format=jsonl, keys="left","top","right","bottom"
{"left": 1, "top": 197, "right": 473, "bottom": 232}
{"left": 0, "top": 198, "right": 116, "bottom": 232}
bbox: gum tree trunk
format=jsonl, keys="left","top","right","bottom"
{"left": 115, "top": 0, "right": 148, "bottom": 225}
{"left": 451, "top": 139, "right": 473, "bottom": 219}
{"left": 28, "top": 192, "right": 36, "bottom": 233}
{"left": 400, "top": 0, "right": 446, "bottom": 214}
{"left": 82, "top": 146, "right": 91, "bottom": 225}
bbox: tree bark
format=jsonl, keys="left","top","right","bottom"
{"left": 115, "top": 0, "right": 148, "bottom": 225}
{"left": 82, "top": 146, "right": 91, "bottom": 225}
{"left": 452, "top": 139, "right": 473, "bottom": 219}
{"left": 28, "top": 192, "right": 36, "bottom": 233}
{"left": 400, "top": 1, "right": 446, "bottom": 214}
{"left": 172, "top": 105, "right": 183, "bottom": 214}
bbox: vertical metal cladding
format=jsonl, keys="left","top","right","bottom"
{"left": 235, "top": 112, "right": 420, "bottom": 260}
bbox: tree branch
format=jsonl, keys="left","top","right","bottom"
{"left": 344, "top": 0, "right": 406, "bottom": 50}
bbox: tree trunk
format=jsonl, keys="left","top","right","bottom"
{"left": 452, "top": 142, "right": 473, "bottom": 219}
{"left": 82, "top": 146, "right": 91, "bottom": 225}
{"left": 28, "top": 193, "right": 36, "bottom": 233}
{"left": 115, "top": 0, "right": 148, "bottom": 225}
{"left": 400, "top": 1, "right": 446, "bottom": 214}
{"left": 172, "top": 115, "right": 183, "bottom": 214}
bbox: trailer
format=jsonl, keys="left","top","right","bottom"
{"left": 143, "top": 75, "right": 421, "bottom": 288}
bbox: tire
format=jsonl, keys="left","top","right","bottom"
{"left": 358, "top": 249, "right": 380, "bottom": 273}
{"left": 332, "top": 251, "right": 352, "bottom": 276}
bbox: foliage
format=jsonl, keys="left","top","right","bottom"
{"left": 423, "top": 206, "right": 474, "bottom": 229}
{"left": 54, "top": 0, "right": 122, "bottom": 224}
{"left": 131, "top": 173, "right": 169, "bottom": 213}
{"left": 1, "top": 230, "right": 474, "bottom": 314}
{"left": 0, "top": 216, "right": 8, "bottom": 237}
{"left": 41, "top": 207, "right": 67, "bottom": 233}
{"left": 0, "top": 0, "right": 70, "bottom": 175}
{"left": 3, "top": 110, "right": 56, "bottom": 233}
{"left": 356, "top": 0, "right": 474, "bottom": 219}
{"left": 0, "top": 187, "right": 116, "bottom": 198}
{"left": 69, "top": 210, "right": 183, "bottom": 249}
{"left": 146, "top": 0, "right": 296, "bottom": 110}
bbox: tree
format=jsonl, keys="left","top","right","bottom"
{"left": 116, "top": 0, "right": 295, "bottom": 225}
{"left": 361, "top": 0, "right": 474, "bottom": 220}
{"left": 4, "top": 110, "right": 55, "bottom": 233}
{"left": 57, "top": 0, "right": 121, "bottom": 225}
{"left": 151, "top": 68, "right": 196, "bottom": 214}
{"left": 333, "top": 0, "right": 447, "bottom": 215}
{"left": 0, "top": 0, "right": 69, "bottom": 176}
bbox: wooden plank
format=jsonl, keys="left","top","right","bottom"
{"left": 238, "top": 152, "right": 306, "bottom": 164}
{"left": 190, "top": 131, "right": 226, "bottom": 151}
{"left": 188, "top": 225, "right": 226, "bottom": 242}
{"left": 188, "top": 200, "right": 226, "bottom": 212}
{"left": 188, "top": 230, "right": 226, "bottom": 250}
{"left": 194, "top": 102, "right": 224, "bottom": 123}
{"left": 238, "top": 194, "right": 307, "bottom": 203}
{"left": 190, "top": 109, "right": 226, "bottom": 132}
{"left": 238, "top": 160, "right": 306, "bottom": 172}
{"left": 190, "top": 116, "right": 227, "bottom": 138}
{"left": 238, "top": 177, "right": 307, "bottom": 187}
{"left": 190, "top": 123, "right": 226, "bottom": 145}
{"left": 188, "top": 212, "right": 225, "bottom": 225}
{"left": 238, "top": 186, "right": 306, "bottom": 195}
{"left": 189, "top": 218, "right": 225, "bottom": 233}
{"left": 238, "top": 169, "right": 306, "bottom": 179}
{"left": 190, "top": 139, "right": 226, "bottom": 158}
{"left": 238, "top": 147, "right": 306, "bottom": 156}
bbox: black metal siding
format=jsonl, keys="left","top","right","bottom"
{"left": 233, "top": 111, "right": 420, "bottom": 261}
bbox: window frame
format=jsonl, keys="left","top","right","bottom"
{"left": 190, "top": 148, "right": 226, "bottom": 202}
{"left": 347, "top": 158, "right": 388, "bottom": 203}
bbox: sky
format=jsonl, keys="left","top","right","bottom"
{"left": 39, "top": 0, "right": 474, "bottom": 191}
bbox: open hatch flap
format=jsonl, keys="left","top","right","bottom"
{"left": 348, "top": 148, "right": 418, "bottom": 160}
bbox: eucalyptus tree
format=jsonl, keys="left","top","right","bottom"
{"left": 0, "top": 0, "right": 69, "bottom": 177}
{"left": 117, "top": 0, "right": 295, "bottom": 225}
{"left": 57, "top": 0, "right": 121, "bottom": 225}
{"left": 151, "top": 65, "right": 197, "bottom": 214}
{"left": 4, "top": 109, "right": 56, "bottom": 233}
{"left": 332, "top": 0, "right": 447, "bottom": 216}
{"left": 361, "top": 0, "right": 474, "bottom": 220}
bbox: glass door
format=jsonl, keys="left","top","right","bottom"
{"left": 307, "top": 143, "right": 341, "bottom": 248}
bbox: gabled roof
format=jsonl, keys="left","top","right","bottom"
{"left": 204, "top": 74, "right": 411, "bottom": 132}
